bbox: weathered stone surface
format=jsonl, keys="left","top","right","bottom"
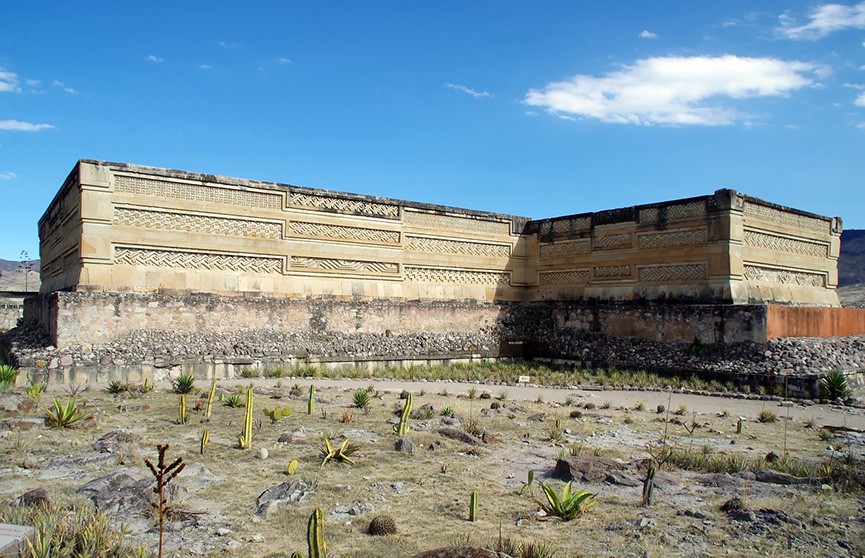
{"left": 394, "top": 437, "right": 414, "bottom": 454}
{"left": 0, "top": 418, "right": 44, "bottom": 431}
{"left": 0, "top": 395, "right": 36, "bottom": 415}
{"left": 255, "top": 480, "right": 315, "bottom": 516}
{"left": 437, "top": 428, "right": 483, "bottom": 446}
{"left": 412, "top": 548, "right": 498, "bottom": 558}
{"left": 93, "top": 429, "right": 140, "bottom": 453}
{"left": 554, "top": 456, "right": 627, "bottom": 484}
{"left": 754, "top": 469, "right": 811, "bottom": 485}
{"left": 17, "top": 488, "right": 52, "bottom": 509}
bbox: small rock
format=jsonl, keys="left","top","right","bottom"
{"left": 18, "top": 487, "right": 53, "bottom": 509}
{"left": 257, "top": 447, "right": 268, "bottom": 460}
{"left": 394, "top": 437, "right": 414, "bottom": 454}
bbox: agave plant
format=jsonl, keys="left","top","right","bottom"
{"left": 536, "top": 481, "right": 596, "bottom": 521}
{"left": 0, "top": 364, "right": 18, "bottom": 389}
{"left": 820, "top": 370, "right": 851, "bottom": 400}
{"left": 46, "top": 397, "right": 89, "bottom": 428}
{"left": 171, "top": 374, "right": 196, "bottom": 394}
{"left": 352, "top": 389, "right": 370, "bottom": 409}
{"left": 320, "top": 436, "right": 358, "bottom": 466}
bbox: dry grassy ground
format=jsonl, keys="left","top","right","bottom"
{"left": 1, "top": 377, "right": 864, "bottom": 557}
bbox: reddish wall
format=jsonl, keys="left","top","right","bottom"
{"left": 767, "top": 305, "right": 865, "bottom": 339}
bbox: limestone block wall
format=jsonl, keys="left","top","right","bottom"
{"left": 0, "top": 303, "right": 22, "bottom": 332}
{"left": 38, "top": 160, "right": 528, "bottom": 302}
{"left": 527, "top": 190, "right": 735, "bottom": 302}
{"left": 735, "top": 195, "right": 841, "bottom": 306}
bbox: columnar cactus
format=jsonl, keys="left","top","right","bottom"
{"left": 239, "top": 388, "right": 254, "bottom": 449}
{"left": 307, "top": 508, "right": 327, "bottom": 558}
{"left": 308, "top": 385, "right": 315, "bottom": 415}
{"left": 179, "top": 394, "right": 187, "bottom": 425}
{"left": 394, "top": 392, "right": 412, "bottom": 436}
{"left": 469, "top": 489, "right": 479, "bottom": 522}
{"left": 200, "top": 429, "right": 210, "bottom": 454}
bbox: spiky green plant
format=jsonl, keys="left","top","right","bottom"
{"left": 440, "top": 406, "right": 455, "bottom": 417}
{"left": 106, "top": 380, "right": 129, "bottom": 395}
{"left": 200, "top": 429, "right": 210, "bottom": 454}
{"left": 46, "top": 397, "right": 88, "bottom": 428}
{"left": 0, "top": 364, "right": 18, "bottom": 388}
{"left": 820, "top": 370, "right": 852, "bottom": 400}
{"left": 225, "top": 393, "right": 243, "bottom": 408}
{"left": 26, "top": 382, "right": 46, "bottom": 401}
{"left": 352, "top": 388, "right": 371, "bottom": 409}
{"left": 171, "top": 373, "right": 196, "bottom": 394}
{"left": 320, "top": 436, "right": 358, "bottom": 465}
{"left": 536, "top": 481, "right": 596, "bottom": 521}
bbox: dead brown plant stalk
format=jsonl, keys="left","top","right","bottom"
{"left": 145, "top": 443, "right": 186, "bottom": 558}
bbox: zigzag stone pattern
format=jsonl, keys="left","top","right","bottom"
{"left": 743, "top": 201, "right": 827, "bottom": 233}
{"left": 404, "top": 266, "right": 511, "bottom": 285}
{"left": 666, "top": 201, "right": 706, "bottom": 220}
{"left": 289, "top": 221, "right": 400, "bottom": 245}
{"left": 403, "top": 210, "right": 510, "bottom": 236}
{"left": 638, "top": 228, "right": 707, "bottom": 249}
{"left": 288, "top": 192, "right": 399, "bottom": 220}
{"left": 539, "top": 269, "right": 590, "bottom": 285}
{"left": 638, "top": 263, "right": 708, "bottom": 283}
{"left": 539, "top": 239, "right": 591, "bottom": 259}
{"left": 743, "top": 230, "right": 827, "bottom": 258}
{"left": 404, "top": 235, "right": 510, "bottom": 258}
{"left": 114, "top": 208, "right": 282, "bottom": 239}
{"left": 114, "top": 175, "right": 282, "bottom": 210}
{"left": 593, "top": 265, "right": 632, "bottom": 279}
{"left": 114, "top": 247, "right": 282, "bottom": 274}
{"left": 593, "top": 233, "right": 632, "bottom": 251}
{"left": 552, "top": 217, "right": 591, "bottom": 234}
{"left": 290, "top": 256, "right": 398, "bottom": 275}
{"left": 743, "top": 265, "right": 826, "bottom": 287}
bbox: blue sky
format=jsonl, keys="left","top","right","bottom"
{"left": 1, "top": 1, "right": 864, "bottom": 261}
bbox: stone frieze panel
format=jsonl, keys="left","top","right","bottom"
{"left": 592, "top": 233, "right": 633, "bottom": 251}
{"left": 743, "top": 265, "right": 826, "bottom": 287}
{"left": 114, "top": 247, "right": 283, "bottom": 274}
{"left": 637, "top": 263, "right": 708, "bottom": 283}
{"left": 290, "top": 256, "right": 399, "bottom": 275}
{"left": 114, "top": 175, "right": 282, "bottom": 210}
{"left": 404, "top": 266, "right": 511, "bottom": 285}
{"left": 539, "top": 239, "right": 591, "bottom": 259}
{"left": 404, "top": 235, "right": 511, "bottom": 258}
{"left": 743, "top": 230, "right": 828, "bottom": 258}
{"left": 539, "top": 269, "right": 590, "bottom": 285}
{"left": 114, "top": 207, "right": 282, "bottom": 239}
{"left": 287, "top": 192, "right": 399, "bottom": 220}
{"left": 638, "top": 228, "right": 707, "bottom": 249}
{"left": 289, "top": 221, "right": 400, "bottom": 245}
{"left": 593, "top": 265, "right": 632, "bottom": 280}
{"left": 403, "top": 210, "right": 510, "bottom": 236}
{"left": 743, "top": 201, "right": 827, "bottom": 233}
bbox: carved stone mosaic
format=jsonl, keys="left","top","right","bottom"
{"left": 743, "top": 230, "right": 828, "bottom": 258}
{"left": 666, "top": 201, "right": 706, "bottom": 221}
{"left": 539, "top": 239, "right": 591, "bottom": 259}
{"left": 593, "top": 265, "right": 632, "bottom": 279}
{"left": 743, "top": 265, "right": 826, "bottom": 287}
{"left": 638, "top": 263, "right": 708, "bottom": 283}
{"left": 405, "top": 235, "right": 510, "bottom": 258}
{"left": 638, "top": 228, "right": 707, "bottom": 249}
{"left": 592, "top": 233, "right": 632, "bottom": 251}
{"left": 114, "top": 175, "right": 282, "bottom": 209}
{"left": 539, "top": 269, "right": 590, "bottom": 285}
{"left": 552, "top": 217, "right": 591, "bottom": 234}
{"left": 287, "top": 192, "right": 399, "bottom": 220}
{"left": 290, "top": 256, "right": 398, "bottom": 275}
{"left": 743, "top": 201, "right": 827, "bottom": 233}
{"left": 289, "top": 221, "right": 400, "bottom": 245}
{"left": 115, "top": 247, "right": 282, "bottom": 274}
{"left": 114, "top": 208, "right": 282, "bottom": 239}
{"left": 404, "top": 266, "right": 511, "bottom": 285}
{"left": 403, "top": 210, "right": 510, "bottom": 235}
{"left": 639, "top": 208, "right": 659, "bottom": 224}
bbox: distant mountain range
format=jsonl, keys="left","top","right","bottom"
{"left": 1, "top": 229, "right": 863, "bottom": 302}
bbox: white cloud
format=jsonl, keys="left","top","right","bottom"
{"left": 0, "top": 119, "right": 55, "bottom": 132}
{"left": 444, "top": 82, "right": 492, "bottom": 98}
{"left": 0, "top": 171, "right": 16, "bottom": 180}
{"left": 779, "top": 2, "right": 865, "bottom": 40}
{"left": 146, "top": 54, "right": 164, "bottom": 63}
{"left": 856, "top": 92, "right": 865, "bottom": 106}
{"left": 199, "top": 64, "right": 214, "bottom": 70}
{"left": 51, "top": 80, "right": 76, "bottom": 94}
{"left": 278, "top": 57, "right": 292, "bottom": 65}
{"left": 524, "top": 55, "right": 819, "bottom": 126}
{"left": 638, "top": 30, "right": 659, "bottom": 39}
{"left": 0, "top": 67, "right": 21, "bottom": 93}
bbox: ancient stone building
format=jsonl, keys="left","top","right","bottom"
{"left": 14, "top": 159, "right": 865, "bottom": 386}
